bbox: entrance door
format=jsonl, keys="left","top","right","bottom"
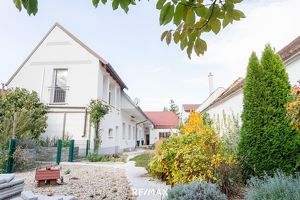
{"left": 145, "top": 134, "right": 150, "bottom": 145}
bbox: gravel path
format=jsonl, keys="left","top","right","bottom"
{"left": 16, "top": 163, "right": 134, "bottom": 200}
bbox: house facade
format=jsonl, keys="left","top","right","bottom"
{"left": 144, "top": 111, "right": 179, "bottom": 144}
{"left": 201, "top": 36, "right": 300, "bottom": 133}
{"left": 6, "top": 23, "right": 153, "bottom": 154}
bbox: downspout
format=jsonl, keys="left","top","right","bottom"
{"left": 81, "top": 107, "right": 88, "bottom": 137}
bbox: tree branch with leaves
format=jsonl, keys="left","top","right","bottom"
{"left": 88, "top": 99, "right": 110, "bottom": 153}
{"left": 13, "top": 0, "right": 245, "bottom": 58}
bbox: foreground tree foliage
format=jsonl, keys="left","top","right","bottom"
{"left": 0, "top": 88, "right": 47, "bottom": 147}
{"left": 13, "top": 0, "right": 245, "bottom": 58}
{"left": 238, "top": 45, "right": 300, "bottom": 179}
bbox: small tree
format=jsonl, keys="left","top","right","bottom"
{"left": 0, "top": 88, "right": 47, "bottom": 146}
{"left": 238, "top": 46, "right": 300, "bottom": 179}
{"left": 169, "top": 99, "right": 179, "bottom": 115}
{"left": 88, "top": 99, "right": 110, "bottom": 153}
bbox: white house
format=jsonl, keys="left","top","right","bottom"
{"left": 144, "top": 111, "right": 179, "bottom": 144}
{"left": 6, "top": 23, "right": 153, "bottom": 154}
{"left": 201, "top": 36, "right": 300, "bottom": 132}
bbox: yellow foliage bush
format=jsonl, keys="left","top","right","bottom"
{"left": 287, "top": 83, "right": 300, "bottom": 130}
{"left": 148, "top": 112, "right": 234, "bottom": 186}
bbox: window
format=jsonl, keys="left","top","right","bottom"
{"left": 133, "top": 127, "right": 136, "bottom": 140}
{"left": 116, "top": 88, "right": 120, "bottom": 109}
{"left": 108, "top": 128, "right": 113, "bottom": 138}
{"left": 128, "top": 125, "right": 131, "bottom": 140}
{"left": 102, "top": 75, "right": 108, "bottom": 102}
{"left": 122, "top": 123, "right": 126, "bottom": 139}
{"left": 109, "top": 83, "right": 115, "bottom": 106}
{"left": 159, "top": 132, "right": 171, "bottom": 139}
{"left": 52, "top": 69, "right": 68, "bottom": 103}
{"left": 139, "top": 130, "right": 142, "bottom": 140}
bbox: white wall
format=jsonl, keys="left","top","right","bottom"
{"left": 8, "top": 26, "right": 100, "bottom": 106}
{"left": 285, "top": 55, "right": 300, "bottom": 86}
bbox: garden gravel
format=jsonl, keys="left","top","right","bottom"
{"left": 15, "top": 163, "right": 134, "bottom": 200}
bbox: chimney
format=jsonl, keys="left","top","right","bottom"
{"left": 208, "top": 72, "right": 214, "bottom": 95}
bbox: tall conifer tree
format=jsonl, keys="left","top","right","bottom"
{"left": 239, "top": 45, "right": 300, "bottom": 179}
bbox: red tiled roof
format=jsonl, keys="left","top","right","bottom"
{"left": 144, "top": 111, "right": 179, "bottom": 129}
{"left": 278, "top": 36, "right": 300, "bottom": 61}
{"left": 182, "top": 104, "right": 201, "bottom": 112}
{"left": 205, "top": 78, "right": 244, "bottom": 111}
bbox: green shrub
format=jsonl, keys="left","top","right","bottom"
{"left": 148, "top": 113, "right": 234, "bottom": 186}
{"left": 0, "top": 88, "right": 47, "bottom": 141}
{"left": 87, "top": 153, "right": 104, "bottom": 162}
{"left": 0, "top": 148, "right": 7, "bottom": 173}
{"left": 166, "top": 181, "right": 227, "bottom": 200}
{"left": 130, "top": 151, "right": 154, "bottom": 169}
{"left": 239, "top": 46, "right": 300, "bottom": 179}
{"left": 246, "top": 170, "right": 300, "bottom": 200}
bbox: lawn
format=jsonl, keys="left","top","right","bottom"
{"left": 130, "top": 151, "right": 154, "bottom": 168}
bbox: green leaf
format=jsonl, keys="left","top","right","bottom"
{"left": 159, "top": 2, "right": 174, "bottom": 25}
{"left": 93, "top": 0, "right": 100, "bottom": 7}
{"left": 120, "top": 0, "right": 130, "bottom": 13}
{"left": 101, "top": 0, "right": 107, "bottom": 5}
{"left": 232, "top": 9, "right": 246, "bottom": 20}
{"left": 185, "top": 8, "right": 195, "bottom": 26}
{"left": 180, "top": 36, "right": 188, "bottom": 50}
{"left": 13, "top": 0, "right": 22, "bottom": 11}
{"left": 112, "top": 0, "right": 120, "bottom": 10}
{"left": 173, "top": 31, "right": 180, "bottom": 44}
{"left": 26, "top": 0, "right": 38, "bottom": 15}
{"left": 209, "top": 18, "right": 221, "bottom": 34}
{"left": 223, "top": 14, "right": 231, "bottom": 28}
{"left": 194, "top": 6, "right": 207, "bottom": 18}
{"left": 166, "top": 31, "right": 172, "bottom": 45}
{"left": 173, "top": 4, "right": 184, "bottom": 26}
{"left": 156, "top": 0, "right": 166, "bottom": 10}
{"left": 161, "top": 30, "right": 169, "bottom": 41}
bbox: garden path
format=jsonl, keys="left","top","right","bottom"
{"left": 124, "top": 149, "right": 170, "bottom": 200}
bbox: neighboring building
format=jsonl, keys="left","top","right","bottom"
{"left": 145, "top": 111, "right": 179, "bottom": 144}
{"left": 202, "top": 36, "right": 300, "bottom": 133}
{"left": 181, "top": 104, "right": 201, "bottom": 123}
{"left": 6, "top": 23, "right": 153, "bottom": 154}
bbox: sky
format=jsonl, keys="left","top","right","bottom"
{"left": 1, "top": 0, "right": 300, "bottom": 111}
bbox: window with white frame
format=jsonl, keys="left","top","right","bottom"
{"left": 102, "top": 75, "right": 108, "bottom": 102}
{"left": 51, "top": 69, "right": 68, "bottom": 103}
{"left": 116, "top": 88, "right": 120, "bottom": 109}
{"left": 122, "top": 123, "right": 126, "bottom": 139}
{"left": 108, "top": 128, "right": 113, "bottom": 138}
{"left": 128, "top": 125, "right": 131, "bottom": 140}
{"left": 109, "top": 83, "right": 115, "bottom": 106}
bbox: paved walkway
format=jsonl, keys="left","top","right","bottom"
{"left": 124, "top": 149, "right": 170, "bottom": 200}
